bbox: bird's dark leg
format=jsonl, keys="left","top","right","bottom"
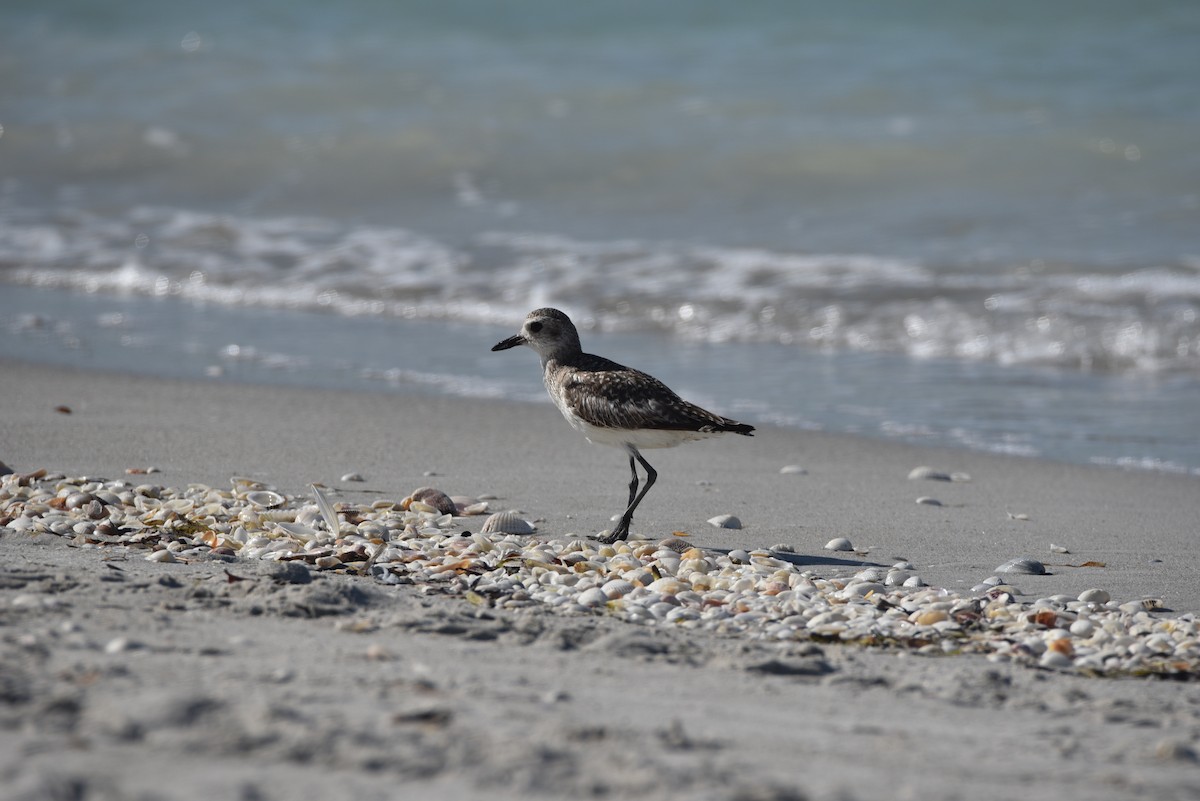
{"left": 597, "top": 447, "right": 657, "bottom": 543}
{"left": 625, "top": 453, "right": 639, "bottom": 509}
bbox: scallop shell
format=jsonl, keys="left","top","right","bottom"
{"left": 996, "top": 556, "right": 1046, "bottom": 575}
{"left": 479, "top": 511, "right": 535, "bottom": 535}
{"left": 907, "top": 466, "right": 952, "bottom": 481}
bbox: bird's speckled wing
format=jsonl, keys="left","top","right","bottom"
{"left": 550, "top": 353, "right": 753, "bottom": 435}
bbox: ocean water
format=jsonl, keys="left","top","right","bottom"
{"left": 2, "top": 1, "right": 1198, "bottom": 473}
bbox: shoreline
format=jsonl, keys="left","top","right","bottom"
{"left": 4, "top": 358, "right": 1200, "bottom": 800}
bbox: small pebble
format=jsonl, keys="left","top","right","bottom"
{"left": 104, "top": 637, "right": 139, "bottom": 654}
{"left": 707, "top": 514, "right": 742, "bottom": 530}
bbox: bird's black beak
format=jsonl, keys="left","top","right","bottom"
{"left": 491, "top": 334, "right": 525, "bottom": 352}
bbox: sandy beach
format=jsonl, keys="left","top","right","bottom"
{"left": 3, "top": 358, "right": 1200, "bottom": 801}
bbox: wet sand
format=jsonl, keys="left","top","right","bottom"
{"left": 3, "top": 359, "right": 1200, "bottom": 800}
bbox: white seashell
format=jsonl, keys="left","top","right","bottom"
{"left": 310, "top": 484, "right": 341, "bottom": 535}
{"left": 769, "top": 543, "right": 795, "bottom": 553}
{"left": 480, "top": 511, "right": 535, "bottom": 535}
{"left": 779, "top": 465, "right": 808, "bottom": 475}
{"left": 1049, "top": 543, "right": 1069, "bottom": 553}
{"left": 146, "top": 549, "right": 177, "bottom": 563}
{"left": 601, "top": 579, "right": 635, "bottom": 599}
{"left": 824, "top": 537, "right": 853, "bottom": 552}
{"left": 1069, "top": 619, "right": 1095, "bottom": 637}
{"left": 1077, "top": 588, "right": 1110, "bottom": 604}
{"left": 902, "top": 575, "right": 925, "bottom": 588}
{"left": 908, "top": 466, "right": 951, "bottom": 481}
{"left": 727, "top": 549, "right": 750, "bottom": 564}
{"left": 855, "top": 568, "right": 886, "bottom": 583}
{"left": 577, "top": 587, "right": 608, "bottom": 608}
{"left": 273, "top": 522, "right": 321, "bottom": 542}
{"left": 996, "top": 557, "right": 1046, "bottom": 575}
{"left": 708, "top": 514, "right": 742, "bottom": 529}
{"left": 915, "top": 496, "right": 942, "bottom": 506}
{"left": 246, "top": 490, "right": 285, "bottom": 509}
{"left": 340, "top": 473, "right": 365, "bottom": 482}
{"left": 1039, "top": 650, "right": 1074, "bottom": 669}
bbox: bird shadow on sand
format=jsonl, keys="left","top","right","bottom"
{"left": 706, "top": 547, "right": 887, "bottom": 571}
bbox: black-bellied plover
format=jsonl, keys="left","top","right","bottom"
{"left": 492, "top": 308, "right": 754, "bottom": 543}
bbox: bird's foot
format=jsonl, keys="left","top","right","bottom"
{"left": 592, "top": 525, "right": 629, "bottom": 544}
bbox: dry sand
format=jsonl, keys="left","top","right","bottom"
{"left": 3, "top": 359, "right": 1200, "bottom": 801}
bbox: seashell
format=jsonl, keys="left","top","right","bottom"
{"left": 246, "top": 490, "right": 285, "bottom": 509}
{"left": 727, "top": 549, "right": 750, "bottom": 564}
{"left": 406, "top": 487, "right": 457, "bottom": 516}
{"left": 1069, "top": 619, "right": 1094, "bottom": 637}
{"left": 230, "top": 476, "right": 272, "bottom": 495}
{"left": 577, "top": 587, "right": 608, "bottom": 608}
{"left": 996, "top": 557, "right": 1046, "bottom": 575}
{"left": 824, "top": 537, "right": 853, "bottom": 552}
{"left": 601, "top": 579, "right": 635, "bottom": 599}
{"left": 1049, "top": 543, "right": 1069, "bottom": 553}
{"left": 779, "top": 465, "right": 808, "bottom": 475}
{"left": 1039, "top": 649, "right": 1074, "bottom": 669}
{"left": 1077, "top": 588, "right": 1110, "bottom": 604}
{"left": 65, "top": 492, "right": 95, "bottom": 510}
{"left": 480, "top": 511, "right": 535, "bottom": 535}
{"left": 902, "top": 575, "right": 925, "bottom": 588}
{"left": 310, "top": 483, "right": 341, "bottom": 535}
{"left": 341, "top": 473, "right": 365, "bottom": 482}
{"left": 914, "top": 609, "right": 949, "bottom": 626}
{"left": 770, "top": 543, "right": 795, "bottom": 553}
{"left": 707, "top": 514, "right": 742, "bottom": 529}
{"left": 915, "top": 496, "right": 942, "bottom": 506}
{"left": 145, "top": 549, "right": 177, "bottom": 563}
{"left": 908, "top": 466, "right": 951, "bottom": 481}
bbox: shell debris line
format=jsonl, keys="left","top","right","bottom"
{"left": 2, "top": 469, "right": 1198, "bottom": 679}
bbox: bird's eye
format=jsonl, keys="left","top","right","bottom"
{"left": 528, "top": 321, "right": 543, "bottom": 333}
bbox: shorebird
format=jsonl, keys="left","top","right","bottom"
{"left": 492, "top": 308, "right": 754, "bottom": 542}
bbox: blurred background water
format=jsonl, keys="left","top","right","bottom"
{"left": 2, "top": 0, "right": 1198, "bottom": 473}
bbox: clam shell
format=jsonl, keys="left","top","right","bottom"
{"left": 246, "top": 490, "right": 285, "bottom": 509}
{"left": 479, "top": 511, "right": 535, "bottom": 535}
{"left": 824, "top": 537, "right": 853, "bottom": 552}
{"left": 407, "top": 487, "right": 457, "bottom": 516}
{"left": 707, "top": 514, "right": 742, "bottom": 529}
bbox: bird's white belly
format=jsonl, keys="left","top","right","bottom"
{"left": 558, "top": 407, "right": 713, "bottom": 450}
